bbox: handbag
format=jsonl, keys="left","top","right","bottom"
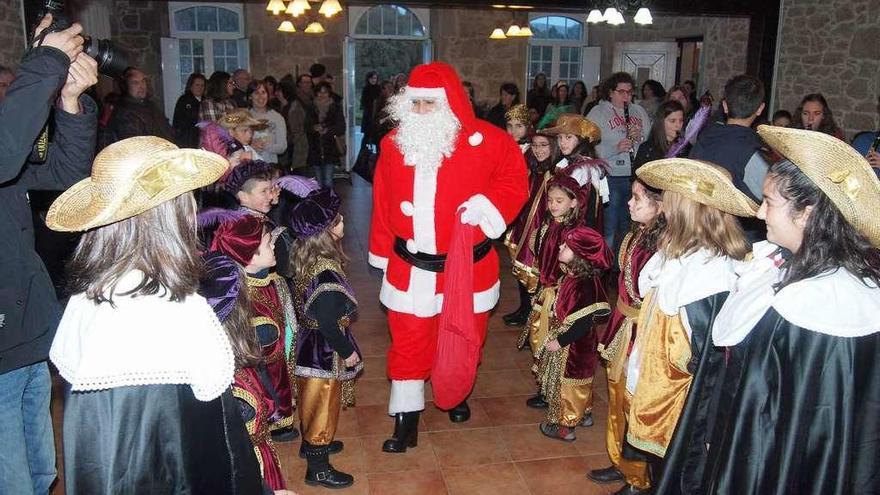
{"left": 353, "top": 143, "right": 378, "bottom": 182}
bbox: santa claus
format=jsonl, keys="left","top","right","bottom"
{"left": 369, "top": 62, "right": 528, "bottom": 453}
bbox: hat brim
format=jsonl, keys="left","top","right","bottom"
{"left": 636, "top": 158, "right": 759, "bottom": 217}
{"left": 46, "top": 149, "right": 229, "bottom": 232}
{"left": 758, "top": 124, "right": 880, "bottom": 247}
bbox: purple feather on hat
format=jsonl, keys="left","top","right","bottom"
{"left": 197, "top": 207, "right": 247, "bottom": 229}
{"left": 199, "top": 251, "right": 241, "bottom": 323}
{"left": 286, "top": 188, "right": 341, "bottom": 238}
{"left": 276, "top": 175, "right": 321, "bottom": 198}
{"left": 197, "top": 121, "right": 241, "bottom": 157}
{"left": 666, "top": 105, "right": 711, "bottom": 158}
{"left": 222, "top": 159, "right": 272, "bottom": 193}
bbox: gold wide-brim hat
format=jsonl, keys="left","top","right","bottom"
{"left": 46, "top": 136, "right": 229, "bottom": 232}
{"left": 218, "top": 108, "right": 269, "bottom": 130}
{"left": 636, "top": 158, "right": 759, "bottom": 217}
{"left": 758, "top": 124, "right": 880, "bottom": 247}
{"left": 542, "top": 113, "right": 601, "bottom": 144}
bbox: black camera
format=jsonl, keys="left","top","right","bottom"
{"left": 37, "top": 0, "right": 128, "bottom": 77}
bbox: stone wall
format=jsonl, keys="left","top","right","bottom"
{"left": 588, "top": 15, "right": 751, "bottom": 102}
{"left": 0, "top": 0, "right": 25, "bottom": 71}
{"left": 105, "top": 0, "right": 168, "bottom": 103}
{"left": 774, "top": 0, "right": 880, "bottom": 139}
{"left": 431, "top": 8, "right": 529, "bottom": 109}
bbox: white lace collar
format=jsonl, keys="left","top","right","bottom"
{"left": 638, "top": 248, "right": 740, "bottom": 316}
{"left": 50, "top": 271, "right": 235, "bottom": 401}
{"left": 713, "top": 242, "right": 880, "bottom": 345}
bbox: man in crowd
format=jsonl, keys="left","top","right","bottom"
{"left": 587, "top": 72, "right": 650, "bottom": 253}
{"left": 0, "top": 14, "right": 98, "bottom": 494}
{"left": 104, "top": 66, "right": 172, "bottom": 145}
{"left": 309, "top": 63, "right": 341, "bottom": 103}
{"left": 369, "top": 61, "right": 528, "bottom": 453}
{"left": 232, "top": 68, "right": 252, "bottom": 108}
{"left": 0, "top": 66, "right": 15, "bottom": 102}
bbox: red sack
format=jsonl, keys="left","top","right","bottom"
{"left": 431, "top": 212, "right": 480, "bottom": 410}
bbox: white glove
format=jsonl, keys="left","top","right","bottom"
{"left": 458, "top": 201, "right": 481, "bottom": 226}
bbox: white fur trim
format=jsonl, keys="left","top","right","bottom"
{"left": 404, "top": 87, "right": 447, "bottom": 99}
{"left": 412, "top": 166, "right": 438, "bottom": 255}
{"left": 380, "top": 273, "right": 500, "bottom": 317}
{"left": 400, "top": 201, "right": 415, "bottom": 217}
{"left": 368, "top": 252, "right": 388, "bottom": 270}
{"left": 406, "top": 239, "right": 418, "bottom": 254}
{"left": 389, "top": 379, "right": 425, "bottom": 414}
{"left": 469, "top": 132, "right": 483, "bottom": 146}
{"left": 462, "top": 194, "right": 507, "bottom": 240}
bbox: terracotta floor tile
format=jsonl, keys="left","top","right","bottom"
{"left": 355, "top": 378, "right": 391, "bottom": 407}
{"left": 356, "top": 331, "right": 392, "bottom": 358}
{"left": 471, "top": 370, "right": 537, "bottom": 398}
{"left": 361, "top": 356, "right": 388, "bottom": 380}
{"left": 515, "top": 455, "right": 614, "bottom": 495}
{"left": 443, "top": 462, "right": 529, "bottom": 495}
{"left": 367, "top": 470, "right": 448, "bottom": 495}
{"left": 361, "top": 433, "right": 440, "bottom": 474}
{"left": 355, "top": 403, "right": 401, "bottom": 437}
{"left": 428, "top": 427, "right": 511, "bottom": 468}
{"left": 421, "top": 400, "right": 493, "bottom": 432}
{"left": 500, "top": 424, "right": 581, "bottom": 461}
{"left": 483, "top": 329, "right": 524, "bottom": 350}
{"left": 474, "top": 395, "right": 546, "bottom": 427}
{"left": 479, "top": 347, "right": 532, "bottom": 372}
{"left": 334, "top": 405, "right": 362, "bottom": 438}
{"left": 572, "top": 421, "right": 612, "bottom": 457}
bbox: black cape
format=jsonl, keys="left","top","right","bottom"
{"left": 703, "top": 309, "right": 880, "bottom": 494}
{"left": 63, "top": 384, "right": 265, "bottom": 495}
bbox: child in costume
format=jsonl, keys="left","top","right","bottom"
{"left": 587, "top": 177, "right": 664, "bottom": 493}
{"left": 287, "top": 188, "right": 363, "bottom": 489}
{"left": 521, "top": 175, "right": 584, "bottom": 406}
{"left": 219, "top": 108, "right": 269, "bottom": 162}
{"left": 210, "top": 215, "right": 300, "bottom": 443}
{"left": 535, "top": 226, "right": 613, "bottom": 441}
{"left": 503, "top": 131, "right": 559, "bottom": 326}
{"left": 625, "top": 158, "right": 756, "bottom": 488}
{"left": 200, "top": 250, "right": 289, "bottom": 492}
{"left": 505, "top": 103, "right": 532, "bottom": 153}
{"left": 46, "top": 137, "right": 266, "bottom": 494}
{"left": 703, "top": 127, "right": 880, "bottom": 495}
{"left": 543, "top": 113, "right": 609, "bottom": 231}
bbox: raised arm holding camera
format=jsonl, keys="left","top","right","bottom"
{"left": 0, "top": 13, "right": 97, "bottom": 495}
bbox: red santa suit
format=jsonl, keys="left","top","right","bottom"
{"left": 369, "top": 62, "right": 529, "bottom": 413}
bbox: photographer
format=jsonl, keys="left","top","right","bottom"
{"left": 0, "top": 14, "right": 97, "bottom": 494}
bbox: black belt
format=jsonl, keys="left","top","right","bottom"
{"left": 393, "top": 237, "right": 493, "bottom": 273}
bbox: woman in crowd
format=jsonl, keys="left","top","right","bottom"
{"left": 632, "top": 101, "right": 686, "bottom": 168}
{"left": 704, "top": 126, "right": 880, "bottom": 494}
{"left": 527, "top": 72, "right": 552, "bottom": 117}
{"left": 486, "top": 82, "right": 521, "bottom": 129}
{"left": 792, "top": 92, "right": 845, "bottom": 139}
{"left": 305, "top": 81, "right": 346, "bottom": 188}
{"left": 373, "top": 80, "right": 397, "bottom": 143}
{"left": 665, "top": 85, "right": 692, "bottom": 120}
{"left": 46, "top": 136, "right": 267, "bottom": 494}
{"left": 172, "top": 72, "right": 206, "bottom": 148}
{"left": 249, "top": 79, "right": 288, "bottom": 164}
{"left": 263, "top": 75, "right": 283, "bottom": 113}
{"left": 360, "top": 71, "right": 381, "bottom": 147}
{"left": 627, "top": 158, "right": 756, "bottom": 492}
{"left": 200, "top": 70, "right": 236, "bottom": 122}
{"left": 570, "top": 81, "right": 589, "bottom": 116}
{"left": 538, "top": 81, "right": 573, "bottom": 129}
{"left": 640, "top": 79, "right": 666, "bottom": 117}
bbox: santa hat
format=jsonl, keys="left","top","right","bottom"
{"left": 403, "top": 62, "right": 483, "bottom": 147}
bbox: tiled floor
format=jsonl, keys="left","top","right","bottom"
{"left": 49, "top": 175, "right": 621, "bottom": 495}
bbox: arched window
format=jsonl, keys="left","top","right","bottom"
{"left": 161, "top": 2, "right": 249, "bottom": 119}
{"left": 353, "top": 5, "right": 426, "bottom": 38}
{"left": 526, "top": 14, "right": 596, "bottom": 91}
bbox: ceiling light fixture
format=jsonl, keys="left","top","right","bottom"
{"left": 489, "top": 28, "right": 507, "bottom": 39}
{"left": 278, "top": 20, "right": 296, "bottom": 32}
{"left": 587, "top": 9, "right": 604, "bottom": 23}
{"left": 591, "top": 3, "right": 652, "bottom": 26}
{"left": 304, "top": 21, "right": 326, "bottom": 34}
{"left": 266, "top": 0, "right": 286, "bottom": 15}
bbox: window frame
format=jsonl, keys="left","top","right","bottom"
{"left": 348, "top": 5, "right": 431, "bottom": 40}
{"left": 168, "top": 1, "right": 245, "bottom": 40}
{"left": 526, "top": 13, "right": 589, "bottom": 89}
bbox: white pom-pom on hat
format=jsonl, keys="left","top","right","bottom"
{"left": 468, "top": 131, "right": 483, "bottom": 146}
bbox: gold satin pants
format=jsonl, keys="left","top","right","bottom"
{"left": 296, "top": 377, "right": 341, "bottom": 446}
{"left": 605, "top": 366, "right": 650, "bottom": 489}
{"left": 555, "top": 378, "right": 593, "bottom": 427}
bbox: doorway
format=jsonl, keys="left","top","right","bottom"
{"left": 676, "top": 36, "right": 704, "bottom": 91}
{"left": 612, "top": 41, "right": 678, "bottom": 91}
{"left": 343, "top": 5, "right": 431, "bottom": 169}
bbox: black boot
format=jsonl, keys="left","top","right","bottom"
{"left": 448, "top": 400, "right": 471, "bottom": 422}
{"left": 299, "top": 439, "right": 345, "bottom": 459}
{"left": 304, "top": 445, "right": 354, "bottom": 489}
{"left": 525, "top": 392, "right": 549, "bottom": 409}
{"left": 502, "top": 283, "right": 531, "bottom": 326}
{"left": 270, "top": 426, "right": 299, "bottom": 443}
{"left": 587, "top": 465, "right": 624, "bottom": 484}
{"left": 381, "top": 411, "right": 419, "bottom": 453}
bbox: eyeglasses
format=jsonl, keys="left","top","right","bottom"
{"left": 614, "top": 89, "right": 633, "bottom": 95}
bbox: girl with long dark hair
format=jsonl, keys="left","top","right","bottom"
{"left": 704, "top": 126, "right": 880, "bottom": 494}
{"left": 792, "top": 92, "right": 844, "bottom": 139}
{"left": 632, "top": 100, "right": 686, "bottom": 170}
{"left": 172, "top": 72, "right": 206, "bottom": 148}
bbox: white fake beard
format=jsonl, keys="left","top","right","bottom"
{"left": 390, "top": 94, "right": 461, "bottom": 173}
